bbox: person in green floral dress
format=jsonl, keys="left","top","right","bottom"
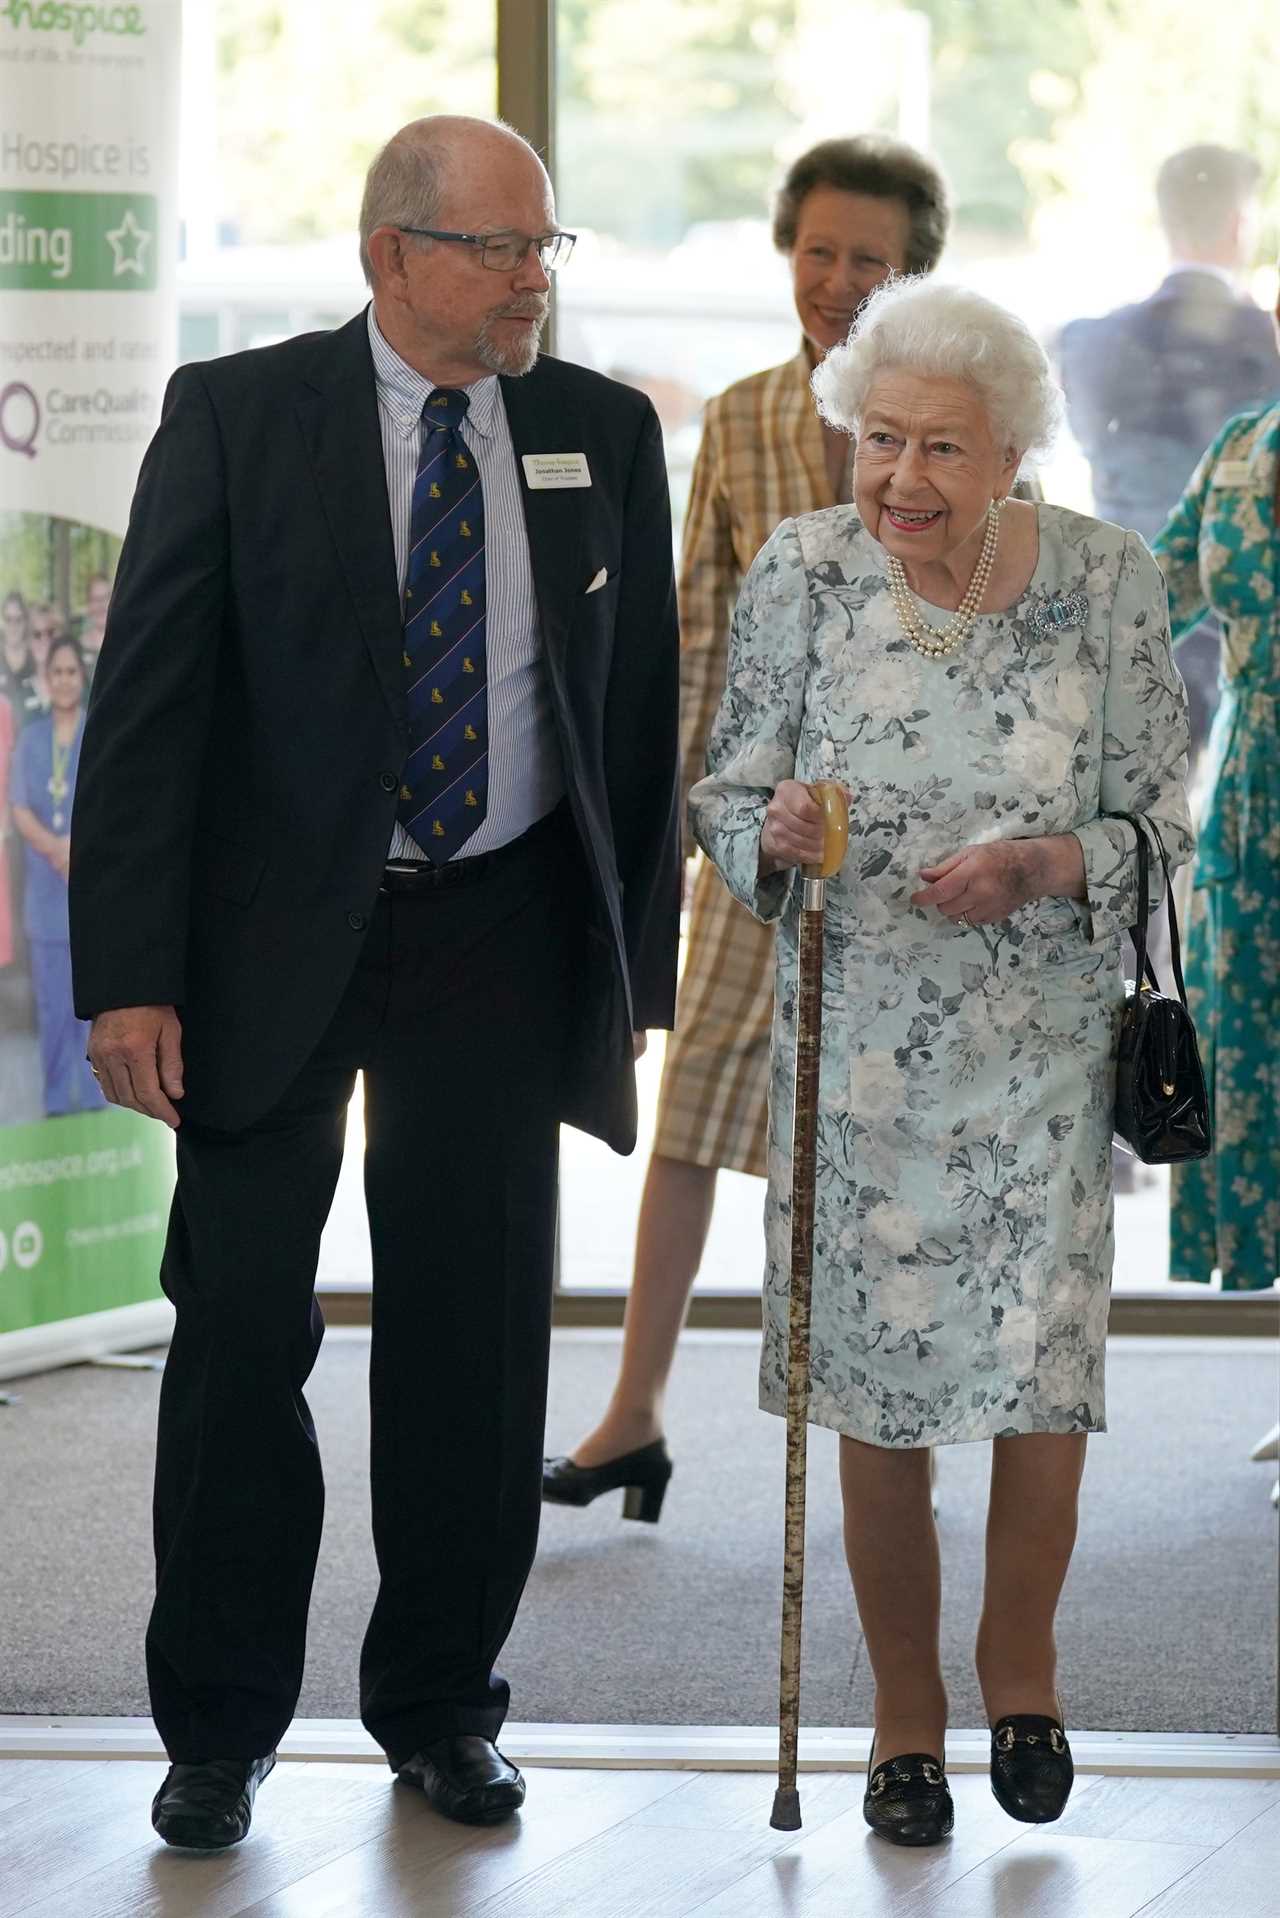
{"left": 1153, "top": 352, "right": 1280, "bottom": 1291}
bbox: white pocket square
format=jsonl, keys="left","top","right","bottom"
{"left": 585, "top": 567, "right": 609, "bottom": 595}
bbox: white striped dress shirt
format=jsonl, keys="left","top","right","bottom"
{"left": 367, "top": 306, "right": 564, "bottom": 861}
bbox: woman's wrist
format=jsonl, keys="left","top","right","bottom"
{"left": 1032, "top": 833, "right": 1087, "bottom": 901}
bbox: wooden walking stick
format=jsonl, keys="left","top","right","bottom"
{"left": 770, "top": 780, "right": 849, "bottom": 1833}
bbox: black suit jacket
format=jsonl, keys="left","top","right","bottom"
{"left": 1058, "top": 270, "right": 1280, "bottom": 540}
{"left": 69, "top": 310, "right": 681, "bottom": 1152}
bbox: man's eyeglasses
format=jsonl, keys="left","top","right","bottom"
{"left": 397, "top": 226, "right": 577, "bottom": 272}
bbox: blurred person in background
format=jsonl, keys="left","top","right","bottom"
{"left": 1152, "top": 254, "right": 1280, "bottom": 1293}
{"left": 1059, "top": 145, "right": 1280, "bottom": 767}
{"left": 10, "top": 636, "right": 104, "bottom": 1116}
{"left": 1, "top": 591, "right": 36, "bottom": 983}
{"left": 76, "top": 570, "right": 112, "bottom": 676}
{"left": 27, "top": 602, "right": 65, "bottom": 712}
{"left": 544, "top": 134, "right": 949, "bottom": 1518}
{"left": 2, "top": 589, "right": 40, "bottom": 728}
{"left": 0, "top": 686, "right": 13, "bottom": 976}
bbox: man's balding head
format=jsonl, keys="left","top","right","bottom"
{"left": 359, "top": 116, "right": 549, "bottom": 288}
{"left": 360, "top": 115, "right": 557, "bottom": 384}
{"left": 1156, "top": 144, "right": 1261, "bottom": 266}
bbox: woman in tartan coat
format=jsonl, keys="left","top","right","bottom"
{"left": 544, "top": 136, "right": 949, "bottom": 1515}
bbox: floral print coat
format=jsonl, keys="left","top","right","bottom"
{"left": 1154, "top": 402, "right": 1280, "bottom": 1291}
{"left": 689, "top": 504, "right": 1192, "bottom": 1446}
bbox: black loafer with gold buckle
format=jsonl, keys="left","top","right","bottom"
{"left": 989, "top": 1709, "right": 1074, "bottom": 1823}
{"left": 863, "top": 1742, "right": 954, "bottom": 1847}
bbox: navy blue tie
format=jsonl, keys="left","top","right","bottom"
{"left": 397, "top": 388, "right": 488, "bottom": 860}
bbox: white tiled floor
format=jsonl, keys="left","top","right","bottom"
{"left": 3, "top": 1757, "right": 1279, "bottom": 1918}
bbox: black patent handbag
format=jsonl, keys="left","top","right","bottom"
{"left": 1110, "top": 812, "right": 1211, "bottom": 1164}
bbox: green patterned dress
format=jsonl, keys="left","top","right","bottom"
{"left": 1153, "top": 403, "right": 1280, "bottom": 1291}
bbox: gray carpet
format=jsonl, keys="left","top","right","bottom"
{"left": 0, "top": 1331, "right": 1275, "bottom": 1733}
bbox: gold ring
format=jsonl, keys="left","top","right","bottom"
{"left": 958, "top": 911, "right": 972, "bottom": 929}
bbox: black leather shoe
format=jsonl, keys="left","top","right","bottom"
{"left": 863, "top": 1741, "right": 954, "bottom": 1847}
{"left": 397, "top": 1735, "right": 525, "bottom": 1826}
{"left": 151, "top": 1754, "right": 276, "bottom": 1850}
{"left": 541, "top": 1439, "right": 672, "bottom": 1522}
{"left": 990, "top": 1708, "right": 1074, "bottom": 1823}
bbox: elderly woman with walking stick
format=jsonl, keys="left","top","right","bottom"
{"left": 689, "top": 277, "right": 1193, "bottom": 1847}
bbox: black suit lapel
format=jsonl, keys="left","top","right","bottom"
{"left": 295, "top": 312, "right": 405, "bottom": 726}
{"left": 499, "top": 364, "right": 586, "bottom": 666}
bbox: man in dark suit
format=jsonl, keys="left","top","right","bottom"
{"left": 69, "top": 115, "right": 680, "bottom": 1849}
{"left": 1058, "top": 144, "right": 1280, "bottom": 749}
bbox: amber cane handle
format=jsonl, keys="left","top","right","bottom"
{"left": 802, "top": 781, "right": 850, "bottom": 883}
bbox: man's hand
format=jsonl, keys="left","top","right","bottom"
{"left": 49, "top": 836, "right": 72, "bottom": 880}
{"left": 88, "top": 1006, "right": 185, "bottom": 1129}
{"left": 759, "top": 779, "right": 828, "bottom": 876}
{"left": 633, "top": 1031, "right": 648, "bottom": 1060}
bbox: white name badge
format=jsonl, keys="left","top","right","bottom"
{"left": 522, "top": 452, "right": 592, "bottom": 490}
{"left": 1210, "top": 460, "right": 1255, "bottom": 488}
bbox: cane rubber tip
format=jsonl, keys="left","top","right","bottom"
{"left": 770, "top": 1787, "right": 802, "bottom": 1830}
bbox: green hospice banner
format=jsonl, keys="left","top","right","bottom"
{"left": 0, "top": 1108, "right": 172, "bottom": 1332}
{"left": 0, "top": 6, "right": 146, "bottom": 47}
{"left": 0, "top": 0, "right": 179, "bottom": 1371}
{"left": 0, "top": 188, "right": 159, "bottom": 291}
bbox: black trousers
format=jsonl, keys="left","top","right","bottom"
{"left": 148, "top": 809, "right": 578, "bottom": 1766}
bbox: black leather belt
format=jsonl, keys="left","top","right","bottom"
{"left": 379, "top": 804, "right": 567, "bottom": 894}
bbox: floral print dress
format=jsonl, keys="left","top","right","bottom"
{"left": 1153, "top": 403, "right": 1280, "bottom": 1291}
{"left": 689, "top": 504, "right": 1193, "bottom": 1447}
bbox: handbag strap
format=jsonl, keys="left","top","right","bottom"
{"left": 1143, "top": 815, "right": 1191, "bottom": 1009}
{"left": 1107, "top": 811, "right": 1186, "bottom": 1006}
{"left": 1125, "top": 813, "right": 1154, "bottom": 991}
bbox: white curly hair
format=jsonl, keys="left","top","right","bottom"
{"left": 810, "top": 276, "right": 1063, "bottom": 461}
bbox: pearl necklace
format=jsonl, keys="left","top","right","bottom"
{"left": 885, "top": 499, "right": 1003, "bottom": 660}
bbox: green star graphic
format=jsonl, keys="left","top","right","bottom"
{"left": 105, "top": 209, "right": 152, "bottom": 278}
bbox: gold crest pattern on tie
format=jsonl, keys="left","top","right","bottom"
{"left": 397, "top": 386, "right": 489, "bottom": 858}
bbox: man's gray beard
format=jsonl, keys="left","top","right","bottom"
{"left": 475, "top": 308, "right": 547, "bottom": 377}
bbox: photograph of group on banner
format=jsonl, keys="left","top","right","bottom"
{"left": 1, "top": 512, "right": 115, "bottom": 1129}
{"left": 0, "top": 0, "right": 180, "bottom": 1359}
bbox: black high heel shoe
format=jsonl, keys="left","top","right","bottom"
{"left": 862, "top": 1738, "right": 954, "bottom": 1847}
{"left": 541, "top": 1439, "right": 673, "bottom": 1522}
{"left": 989, "top": 1697, "right": 1074, "bottom": 1823}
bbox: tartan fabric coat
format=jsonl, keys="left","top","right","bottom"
{"left": 655, "top": 349, "right": 834, "bottom": 1177}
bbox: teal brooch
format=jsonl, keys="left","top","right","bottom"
{"left": 1026, "top": 589, "right": 1088, "bottom": 638}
